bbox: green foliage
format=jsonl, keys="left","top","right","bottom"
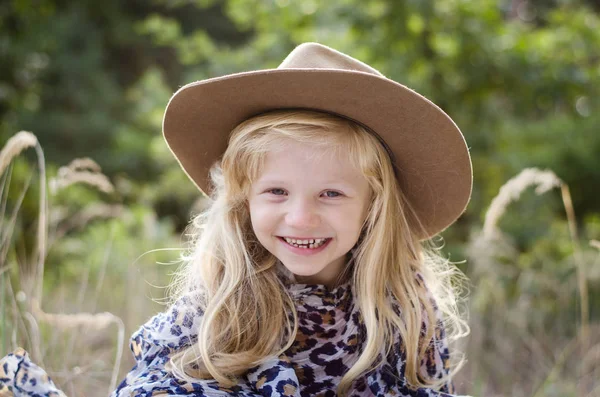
{"left": 0, "top": 0, "right": 248, "bottom": 179}
{"left": 4, "top": 0, "right": 598, "bottom": 239}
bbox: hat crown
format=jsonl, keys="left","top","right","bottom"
{"left": 278, "top": 42, "right": 384, "bottom": 77}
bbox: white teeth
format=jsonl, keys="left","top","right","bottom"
{"left": 283, "top": 237, "right": 326, "bottom": 244}
{"left": 282, "top": 237, "right": 329, "bottom": 249}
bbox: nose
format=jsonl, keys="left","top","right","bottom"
{"left": 285, "top": 197, "right": 321, "bottom": 229}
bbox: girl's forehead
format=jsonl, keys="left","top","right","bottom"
{"left": 264, "top": 147, "right": 353, "bottom": 170}
{"left": 265, "top": 140, "right": 345, "bottom": 161}
{"left": 258, "top": 150, "right": 362, "bottom": 182}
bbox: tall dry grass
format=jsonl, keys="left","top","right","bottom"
{"left": 0, "top": 131, "right": 148, "bottom": 395}
{"left": 0, "top": 131, "right": 47, "bottom": 312}
{"left": 464, "top": 167, "right": 599, "bottom": 397}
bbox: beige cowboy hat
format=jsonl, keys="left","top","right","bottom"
{"left": 163, "top": 42, "right": 472, "bottom": 240}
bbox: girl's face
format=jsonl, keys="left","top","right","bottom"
{"left": 248, "top": 140, "right": 371, "bottom": 287}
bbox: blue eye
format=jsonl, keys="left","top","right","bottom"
{"left": 323, "top": 191, "right": 341, "bottom": 198}
{"left": 267, "top": 188, "right": 286, "bottom": 196}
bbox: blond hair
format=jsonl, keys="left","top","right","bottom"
{"left": 168, "top": 109, "right": 469, "bottom": 394}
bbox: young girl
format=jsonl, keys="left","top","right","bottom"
{"left": 1, "top": 43, "right": 472, "bottom": 397}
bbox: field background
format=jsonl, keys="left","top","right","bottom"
{"left": 1, "top": 0, "right": 599, "bottom": 396}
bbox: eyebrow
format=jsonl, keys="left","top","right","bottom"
{"left": 255, "top": 178, "right": 354, "bottom": 186}
{"left": 254, "top": 179, "right": 287, "bottom": 185}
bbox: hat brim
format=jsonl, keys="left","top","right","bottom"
{"left": 163, "top": 69, "right": 472, "bottom": 240}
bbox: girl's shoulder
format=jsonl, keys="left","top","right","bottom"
{"left": 131, "top": 292, "right": 205, "bottom": 362}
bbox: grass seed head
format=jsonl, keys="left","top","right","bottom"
{"left": 0, "top": 131, "right": 39, "bottom": 175}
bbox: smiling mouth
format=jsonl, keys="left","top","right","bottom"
{"left": 278, "top": 236, "right": 332, "bottom": 249}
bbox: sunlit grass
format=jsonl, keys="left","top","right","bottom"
{"left": 0, "top": 131, "right": 177, "bottom": 395}
{"left": 465, "top": 167, "right": 598, "bottom": 397}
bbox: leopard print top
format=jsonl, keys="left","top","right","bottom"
{"left": 110, "top": 260, "right": 459, "bottom": 396}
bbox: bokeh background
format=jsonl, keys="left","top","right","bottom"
{"left": 1, "top": 0, "right": 599, "bottom": 396}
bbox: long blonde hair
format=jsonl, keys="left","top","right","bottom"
{"left": 168, "top": 109, "right": 469, "bottom": 395}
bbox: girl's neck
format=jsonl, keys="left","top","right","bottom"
{"left": 295, "top": 271, "right": 351, "bottom": 290}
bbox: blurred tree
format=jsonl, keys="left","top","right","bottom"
{"left": 0, "top": 0, "right": 250, "bottom": 180}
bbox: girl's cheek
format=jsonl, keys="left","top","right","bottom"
{"left": 249, "top": 202, "right": 278, "bottom": 224}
